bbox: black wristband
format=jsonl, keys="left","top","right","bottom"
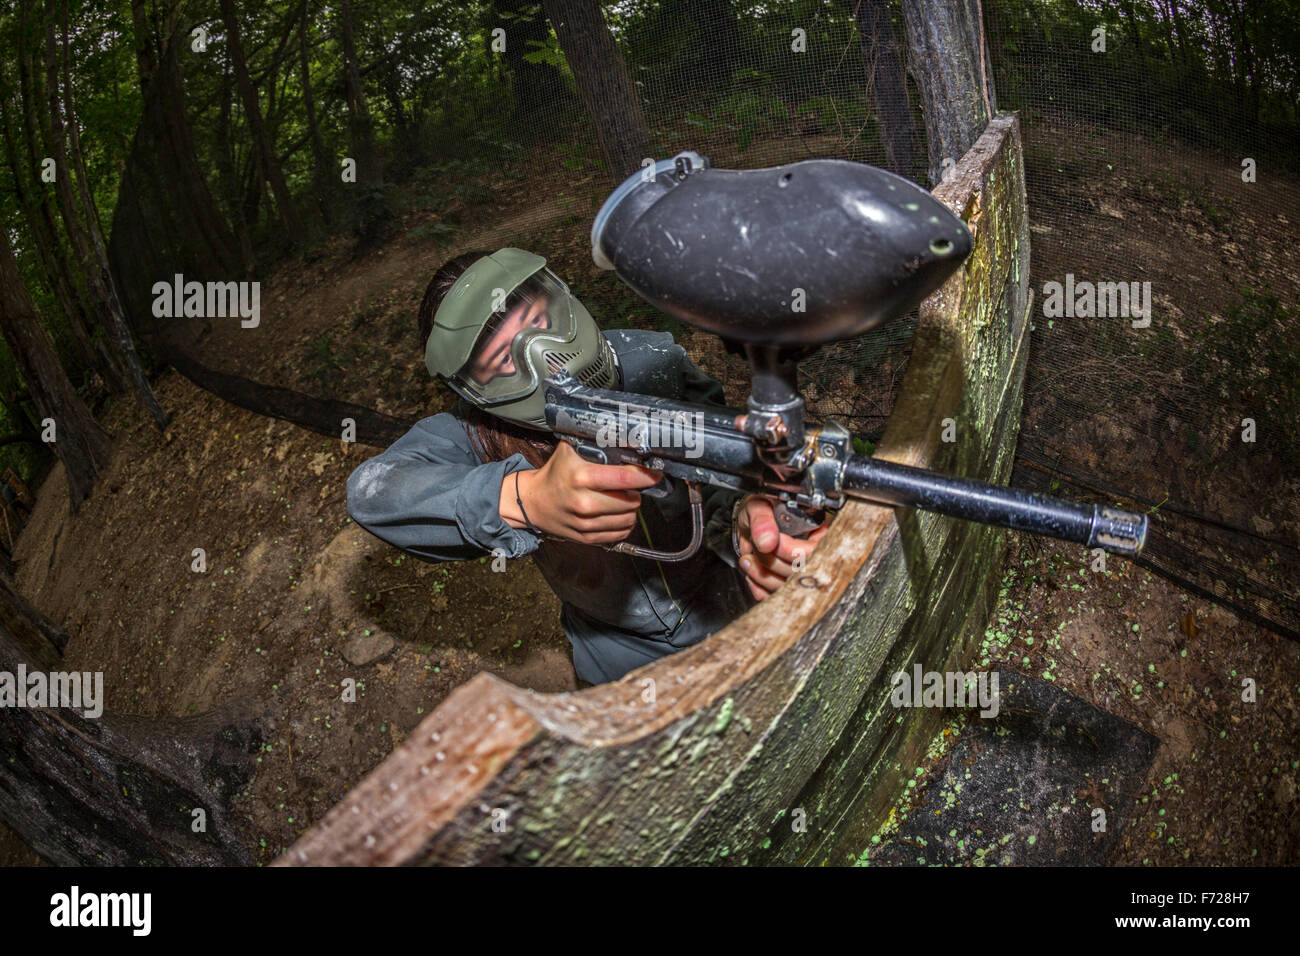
{"left": 515, "top": 470, "right": 542, "bottom": 535}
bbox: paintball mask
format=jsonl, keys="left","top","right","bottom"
{"left": 425, "top": 248, "right": 618, "bottom": 430}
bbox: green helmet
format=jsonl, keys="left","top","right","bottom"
{"left": 425, "top": 248, "right": 618, "bottom": 430}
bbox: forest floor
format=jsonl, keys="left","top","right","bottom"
{"left": 1, "top": 118, "right": 1297, "bottom": 865}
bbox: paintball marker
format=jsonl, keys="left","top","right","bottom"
{"left": 544, "top": 151, "right": 1147, "bottom": 562}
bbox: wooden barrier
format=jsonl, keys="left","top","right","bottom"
{"left": 279, "top": 112, "right": 1030, "bottom": 866}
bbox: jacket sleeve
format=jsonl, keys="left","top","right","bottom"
{"left": 346, "top": 413, "right": 541, "bottom": 563}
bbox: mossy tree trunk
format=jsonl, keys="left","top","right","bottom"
{"left": 900, "top": 0, "right": 996, "bottom": 186}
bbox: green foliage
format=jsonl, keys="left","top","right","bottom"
{"left": 522, "top": 34, "right": 566, "bottom": 68}
{"left": 714, "top": 87, "right": 789, "bottom": 151}
{"left": 570, "top": 271, "right": 685, "bottom": 339}
{"left": 303, "top": 330, "right": 363, "bottom": 393}
{"left": 795, "top": 94, "right": 870, "bottom": 135}
{"left": 989, "top": 0, "right": 1300, "bottom": 174}
{"left": 350, "top": 182, "right": 403, "bottom": 248}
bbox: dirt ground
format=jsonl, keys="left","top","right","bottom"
{"left": 0, "top": 120, "right": 1296, "bottom": 865}
{"left": 953, "top": 533, "right": 1297, "bottom": 865}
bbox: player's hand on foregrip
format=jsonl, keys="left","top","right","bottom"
{"left": 500, "top": 441, "right": 663, "bottom": 545}
{"left": 734, "top": 495, "right": 828, "bottom": 602}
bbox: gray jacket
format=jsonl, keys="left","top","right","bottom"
{"left": 346, "top": 329, "right": 753, "bottom": 683}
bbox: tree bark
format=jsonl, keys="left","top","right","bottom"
{"left": 299, "top": 0, "right": 334, "bottom": 222}
{"left": 900, "top": 0, "right": 994, "bottom": 186}
{"left": 11, "top": 1, "right": 108, "bottom": 385}
{"left": 113, "top": 0, "right": 241, "bottom": 300}
{"left": 38, "top": 1, "right": 107, "bottom": 326}
{"left": 0, "top": 92, "right": 115, "bottom": 391}
{"left": 1167, "top": 0, "right": 1195, "bottom": 74}
{"left": 217, "top": 55, "right": 257, "bottom": 271}
{"left": 1119, "top": 0, "right": 1150, "bottom": 76}
{"left": 57, "top": 0, "right": 171, "bottom": 430}
{"left": 218, "top": 0, "right": 303, "bottom": 237}
{"left": 339, "top": 0, "right": 380, "bottom": 185}
{"left": 849, "top": 0, "right": 922, "bottom": 179}
{"left": 1226, "top": 0, "right": 1260, "bottom": 130}
{"left": 0, "top": 608, "right": 263, "bottom": 865}
{"left": 543, "top": 0, "right": 652, "bottom": 181}
{"left": 0, "top": 230, "right": 112, "bottom": 514}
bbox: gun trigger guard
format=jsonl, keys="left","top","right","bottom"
{"left": 606, "top": 483, "right": 703, "bottom": 562}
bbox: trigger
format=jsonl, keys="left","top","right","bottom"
{"left": 573, "top": 442, "right": 610, "bottom": 465}
{"left": 642, "top": 476, "right": 673, "bottom": 499}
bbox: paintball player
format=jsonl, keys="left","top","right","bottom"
{"left": 346, "top": 248, "right": 827, "bottom": 684}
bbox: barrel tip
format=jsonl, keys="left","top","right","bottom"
{"left": 1096, "top": 507, "right": 1148, "bottom": 558}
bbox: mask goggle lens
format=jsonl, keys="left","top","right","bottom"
{"left": 449, "top": 270, "right": 577, "bottom": 404}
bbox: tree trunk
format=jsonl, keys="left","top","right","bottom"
{"left": 38, "top": 1, "right": 107, "bottom": 326}
{"left": 0, "top": 570, "right": 69, "bottom": 657}
{"left": 0, "top": 231, "right": 112, "bottom": 514}
{"left": 113, "top": 0, "right": 241, "bottom": 302}
{"left": 218, "top": 57, "right": 257, "bottom": 271}
{"left": 1228, "top": 0, "right": 1261, "bottom": 130}
{"left": 1120, "top": 0, "right": 1150, "bottom": 75}
{"left": 339, "top": 0, "right": 380, "bottom": 185}
{"left": 849, "top": 0, "right": 922, "bottom": 180}
{"left": 58, "top": 0, "right": 171, "bottom": 430}
{"left": 299, "top": 0, "right": 333, "bottom": 222}
{"left": 900, "top": 0, "right": 994, "bottom": 186}
{"left": 1168, "top": 0, "right": 1195, "bottom": 74}
{"left": 0, "top": 93, "right": 115, "bottom": 391}
{"left": 11, "top": 1, "right": 108, "bottom": 386}
{"left": 689, "top": 0, "right": 742, "bottom": 90}
{"left": 543, "top": 0, "right": 652, "bottom": 181}
{"left": 0, "top": 606, "right": 263, "bottom": 865}
{"left": 218, "top": 0, "right": 302, "bottom": 237}
{"left": 492, "top": 0, "right": 574, "bottom": 124}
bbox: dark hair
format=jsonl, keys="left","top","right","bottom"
{"left": 419, "top": 250, "right": 557, "bottom": 469}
